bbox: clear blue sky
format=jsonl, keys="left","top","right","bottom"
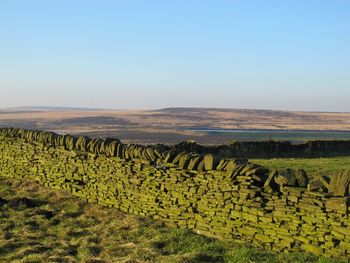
{"left": 1, "top": 0, "right": 350, "bottom": 111}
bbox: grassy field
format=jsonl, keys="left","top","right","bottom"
{"left": 0, "top": 176, "right": 344, "bottom": 263}
{"left": 251, "top": 156, "right": 350, "bottom": 178}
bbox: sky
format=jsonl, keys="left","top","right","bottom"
{"left": 1, "top": 0, "right": 350, "bottom": 112}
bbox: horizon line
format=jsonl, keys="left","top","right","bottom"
{"left": 1, "top": 105, "right": 350, "bottom": 114}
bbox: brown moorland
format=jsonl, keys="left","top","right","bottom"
{"left": 1, "top": 107, "right": 350, "bottom": 144}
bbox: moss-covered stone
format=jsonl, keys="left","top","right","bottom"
{"left": 330, "top": 170, "right": 350, "bottom": 196}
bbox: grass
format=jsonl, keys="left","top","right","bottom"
{"left": 0, "top": 176, "right": 345, "bottom": 262}
{"left": 251, "top": 156, "right": 350, "bottom": 178}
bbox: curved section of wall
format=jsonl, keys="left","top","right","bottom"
{"left": 1, "top": 128, "right": 350, "bottom": 259}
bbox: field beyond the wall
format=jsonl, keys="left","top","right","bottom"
{"left": 252, "top": 156, "right": 350, "bottom": 179}
{"left": 0, "top": 176, "right": 342, "bottom": 263}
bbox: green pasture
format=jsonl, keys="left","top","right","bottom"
{"left": 251, "top": 156, "right": 350, "bottom": 178}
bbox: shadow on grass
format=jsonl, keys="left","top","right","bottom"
{"left": 7, "top": 197, "right": 47, "bottom": 209}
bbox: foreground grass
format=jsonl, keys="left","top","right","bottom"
{"left": 0, "top": 176, "right": 344, "bottom": 263}
{"left": 251, "top": 156, "right": 350, "bottom": 178}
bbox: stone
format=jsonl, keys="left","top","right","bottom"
{"left": 203, "top": 154, "right": 218, "bottom": 171}
{"left": 295, "top": 169, "right": 309, "bottom": 187}
{"left": 307, "top": 176, "right": 329, "bottom": 193}
{"left": 329, "top": 170, "right": 350, "bottom": 196}
{"left": 274, "top": 169, "right": 297, "bottom": 187}
{"left": 264, "top": 170, "right": 279, "bottom": 193}
{"left": 301, "top": 244, "right": 323, "bottom": 256}
{"left": 255, "top": 233, "right": 273, "bottom": 243}
{"left": 187, "top": 155, "right": 202, "bottom": 170}
{"left": 325, "top": 197, "right": 349, "bottom": 214}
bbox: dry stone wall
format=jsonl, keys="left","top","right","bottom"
{"left": 1, "top": 128, "right": 350, "bottom": 259}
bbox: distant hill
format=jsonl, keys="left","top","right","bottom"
{"left": 155, "top": 107, "right": 349, "bottom": 114}
{"left": 0, "top": 106, "right": 105, "bottom": 112}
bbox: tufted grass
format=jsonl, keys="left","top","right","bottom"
{"left": 0, "top": 176, "right": 344, "bottom": 263}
